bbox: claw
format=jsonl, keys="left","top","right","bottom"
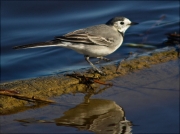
{"left": 85, "top": 56, "right": 107, "bottom": 76}
{"left": 97, "top": 57, "right": 111, "bottom": 62}
{"left": 97, "top": 70, "right": 106, "bottom": 76}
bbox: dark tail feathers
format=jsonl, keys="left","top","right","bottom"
{"left": 13, "top": 41, "right": 56, "bottom": 50}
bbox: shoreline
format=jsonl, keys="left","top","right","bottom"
{"left": 0, "top": 46, "right": 179, "bottom": 115}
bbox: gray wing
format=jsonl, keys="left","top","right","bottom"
{"left": 55, "top": 25, "right": 115, "bottom": 46}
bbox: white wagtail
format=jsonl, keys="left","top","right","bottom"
{"left": 13, "top": 17, "right": 138, "bottom": 75}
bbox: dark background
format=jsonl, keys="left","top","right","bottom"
{"left": 1, "top": 1, "right": 179, "bottom": 82}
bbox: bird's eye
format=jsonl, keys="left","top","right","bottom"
{"left": 120, "top": 22, "right": 124, "bottom": 25}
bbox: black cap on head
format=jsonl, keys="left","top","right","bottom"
{"left": 106, "top": 17, "right": 125, "bottom": 25}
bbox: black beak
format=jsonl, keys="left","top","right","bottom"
{"left": 130, "top": 22, "right": 139, "bottom": 25}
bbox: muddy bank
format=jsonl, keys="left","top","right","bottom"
{"left": 1, "top": 59, "right": 179, "bottom": 133}
{"left": 0, "top": 46, "right": 179, "bottom": 115}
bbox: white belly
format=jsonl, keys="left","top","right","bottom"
{"left": 58, "top": 40, "right": 123, "bottom": 57}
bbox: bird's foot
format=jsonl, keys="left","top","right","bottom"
{"left": 96, "top": 57, "right": 111, "bottom": 64}
{"left": 87, "top": 68, "right": 106, "bottom": 76}
{"left": 95, "top": 60, "right": 100, "bottom": 64}
{"left": 102, "top": 57, "right": 111, "bottom": 62}
{"left": 96, "top": 69, "right": 107, "bottom": 76}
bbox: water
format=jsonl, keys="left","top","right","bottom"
{"left": 1, "top": 1, "right": 179, "bottom": 82}
{"left": 1, "top": 60, "right": 179, "bottom": 133}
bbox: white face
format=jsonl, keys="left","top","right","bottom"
{"left": 113, "top": 18, "right": 132, "bottom": 33}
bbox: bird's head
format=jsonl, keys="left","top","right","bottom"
{"left": 106, "top": 17, "right": 138, "bottom": 35}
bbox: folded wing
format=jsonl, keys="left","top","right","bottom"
{"left": 55, "top": 29, "right": 114, "bottom": 46}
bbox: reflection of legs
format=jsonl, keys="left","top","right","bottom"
{"left": 85, "top": 56, "right": 105, "bottom": 75}
{"left": 96, "top": 57, "right": 111, "bottom": 64}
{"left": 83, "top": 84, "right": 112, "bottom": 103}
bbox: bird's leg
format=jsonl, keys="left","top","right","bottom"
{"left": 95, "top": 57, "right": 111, "bottom": 64}
{"left": 85, "top": 56, "right": 106, "bottom": 75}
{"left": 101, "top": 57, "right": 111, "bottom": 62}
{"left": 95, "top": 57, "right": 101, "bottom": 64}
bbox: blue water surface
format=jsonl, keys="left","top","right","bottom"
{"left": 1, "top": 1, "right": 179, "bottom": 82}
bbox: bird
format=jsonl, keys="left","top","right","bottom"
{"left": 13, "top": 17, "right": 138, "bottom": 75}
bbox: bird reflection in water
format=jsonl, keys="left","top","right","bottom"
{"left": 15, "top": 88, "right": 132, "bottom": 134}
{"left": 55, "top": 98, "right": 132, "bottom": 134}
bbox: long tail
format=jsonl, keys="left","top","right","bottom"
{"left": 13, "top": 40, "right": 59, "bottom": 50}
